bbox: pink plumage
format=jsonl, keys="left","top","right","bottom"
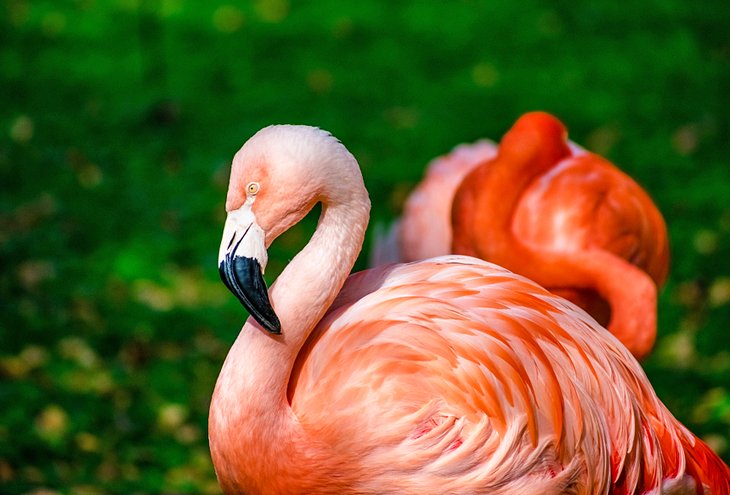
{"left": 375, "top": 112, "right": 669, "bottom": 360}
{"left": 210, "top": 125, "right": 729, "bottom": 494}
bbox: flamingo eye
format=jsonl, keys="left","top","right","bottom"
{"left": 246, "top": 182, "right": 260, "bottom": 195}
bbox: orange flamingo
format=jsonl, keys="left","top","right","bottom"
{"left": 210, "top": 125, "right": 728, "bottom": 494}
{"left": 374, "top": 112, "right": 669, "bottom": 359}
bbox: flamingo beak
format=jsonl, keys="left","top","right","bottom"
{"left": 218, "top": 206, "right": 281, "bottom": 334}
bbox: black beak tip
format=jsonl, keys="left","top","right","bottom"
{"left": 258, "top": 313, "right": 281, "bottom": 334}
{"left": 219, "top": 255, "right": 282, "bottom": 335}
{"left": 231, "top": 289, "right": 281, "bottom": 335}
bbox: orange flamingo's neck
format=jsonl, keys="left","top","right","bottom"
{"left": 499, "top": 111, "right": 570, "bottom": 169}
{"left": 451, "top": 112, "right": 571, "bottom": 260}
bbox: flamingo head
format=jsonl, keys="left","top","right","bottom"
{"left": 217, "top": 125, "right": 362, "bottom": 333}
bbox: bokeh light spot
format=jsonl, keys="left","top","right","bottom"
{"left": 694, "top": 229, "right": 718, "bottom": 255}
{"left": 709, "top": 278, "right": 730, "bottom": 307}
{"left": 213, "top": 5, "right": 245, "bottom": 33}
{"left": 10, "top": 115, "right": 34, "bottom": 143}
{"left": 307, "top": 69, "right": 333, "bottom": 94}
{"left": 672, "top": 124, "right": 699, "bottom": 156}
{"left": 255, "top": 0, "right": 289, "bottom": 23}
{"left": 35, "top": 405, "right": 69, "bottom": 444}
{"left": 472, "top": 62, "right": 499, "bottom": 88}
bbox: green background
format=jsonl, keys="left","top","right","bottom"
{"left": 1, "top": 0, "right": 729, "bottom": 492}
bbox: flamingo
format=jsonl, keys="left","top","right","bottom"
{"left": 209, "top": 125, "right": 728, "bottom": 494}
{"left": 373, "top": 112, "right": 669, "bottom": 360}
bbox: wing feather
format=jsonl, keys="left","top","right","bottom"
{"left": 288, "top": 257, "right": 726, "bottom": 494}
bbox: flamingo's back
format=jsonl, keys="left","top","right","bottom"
{"left": 288, "top": 257, "right": 728, "bottom": 494}
{"left": 507, "top": 152, "right": 670, "bottom": 327}
{"left": 512, "top": 152, "right": 670, "bottom": 289}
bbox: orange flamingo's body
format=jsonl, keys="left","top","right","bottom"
{"left": 209, "top": 125, "right": 727, "bottom": 494}
{"left": 375, "top": 112, "right": 669, "bottom": 359}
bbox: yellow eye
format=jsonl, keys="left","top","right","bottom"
{"left": 246, "top": 182, "right": 260, "bottom": 195}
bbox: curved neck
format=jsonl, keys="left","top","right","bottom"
{"left": 269, "top": 197, "right": 371, "bottom": 381}
{"left": 451, "top": 127, "right": 571, "bottom": 261}
{"left": 209, "top": 192, "right": 370, "bottom": 492}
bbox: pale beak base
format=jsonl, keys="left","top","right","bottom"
{"left": 218, "top": 207, "right": 281, "bottom": 334}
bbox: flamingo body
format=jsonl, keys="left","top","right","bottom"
{"left": 509, "top": 151, "right": 670, "bottom": 325}
{"left": 289, "top": 258, "right": 726, "bottom": 494}
{"left": 209, "top": 125, "right": 728, "bottom": 494}
{"left": 378, "top": 112, "right": 669, "bottom": 359}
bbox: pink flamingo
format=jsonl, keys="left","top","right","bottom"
{"left": 210, "top": 125, "right": 728, "bottom": 494}
{"left": 374, "top": 112, "right": 669, "bottom": 359}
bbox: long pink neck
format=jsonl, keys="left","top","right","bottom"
{"left": 209, "top": 195, "right": 369, "bottom": 493}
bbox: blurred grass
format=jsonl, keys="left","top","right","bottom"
{"left": 1, "top": 0, "right": 729, "bottom": 492}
